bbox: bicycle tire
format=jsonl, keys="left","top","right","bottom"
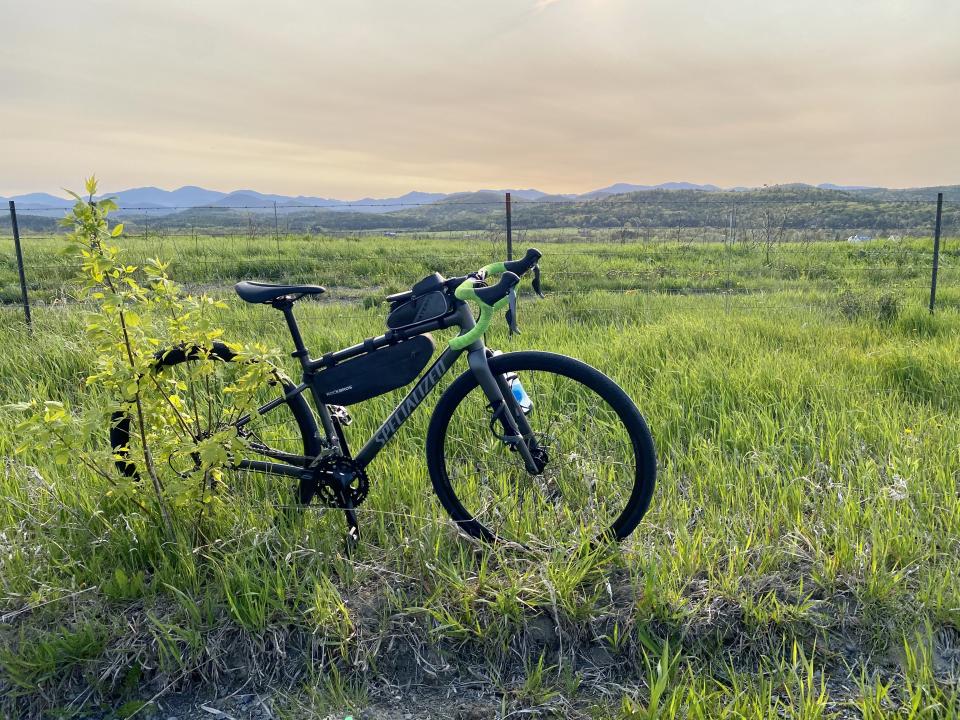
{"left": 426, "top": 351, "right": 656, "bottom": 544}
{"left": 109, "top": 342, "right": 322, "bottom": 502}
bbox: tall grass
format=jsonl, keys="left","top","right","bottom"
{"left": 1, "top": 236, "right": 958, "bottom": 717}
{"left": 3, "top": 231, "right": 958, "bottom": 305}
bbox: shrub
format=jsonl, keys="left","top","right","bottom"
{"left": 837, "top": 290, "right": 900, "bottom": 323}
{"left": 837, "top": 290, "right": 865, "bottom": 320}
{"left": 875, "top": 292, "right": 900, "bottom": 323}
{"left": 13, "top": 178, "right": 275, "bottom": 546}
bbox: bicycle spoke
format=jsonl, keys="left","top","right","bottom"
{"left": 440, "top": 366, "right": 639, "bottom": 542}
{"left": 146, "top": 358, "right": 313, "bottom": 475}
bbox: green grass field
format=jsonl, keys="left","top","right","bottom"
{"left": 1, "top": 234, "right": 959, "bottom": 718}
{"left": 4, "top": 229, "right": 958, "bottom": 304}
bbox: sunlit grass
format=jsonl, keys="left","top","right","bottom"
{"left": 1, "top": 235, "right": 959, "bottom": 716}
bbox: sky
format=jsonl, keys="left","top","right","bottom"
{"left": 1, "top": 0, "right": 958, "bottom": 198}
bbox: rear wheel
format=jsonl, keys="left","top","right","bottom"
{"left": 109, "top": 343, "right": 321, "bottom": 501}
{"left": 426, "top": 351, "right": 656, "bottom": 545}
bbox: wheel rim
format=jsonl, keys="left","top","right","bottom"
{"left": 113, "top": 354, "right": 315, "bottom": 484}
{"left": 158, "top": 360, "right": 310, "bottom": 468}
{"left": 439, "top": 367, "right": 640, "bottom": 545}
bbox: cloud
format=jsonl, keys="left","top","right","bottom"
{"left": 2, "top": 0, "right": 958, "bottom": 195}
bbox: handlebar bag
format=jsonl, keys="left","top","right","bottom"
{"left": 386, "top": 290, "right": 451, "bottom": 330}
{"left": 313, "top": 334, "right": 435, "bottom": 405}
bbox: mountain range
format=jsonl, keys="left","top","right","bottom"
{"left": 4, "top": 182, "right": 956, "bottom": 235}
{"left": 0, "top": 181, "right": 904, "bottom": 216}
{"left": 0, "top": 187, "right": 451, "bottom": 215}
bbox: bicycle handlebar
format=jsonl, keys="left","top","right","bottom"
{"left": 479, "top": 247, "right": 542, "bottom": 280}
{"left": 471, "top": 271, "right": 521, "bottom": 306}
{"left": 449, "top": 248, "right": 542, "bottom": 350}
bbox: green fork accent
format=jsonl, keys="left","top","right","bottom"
{"left": 448, "top": 262, "right": 510, "bottom": 350}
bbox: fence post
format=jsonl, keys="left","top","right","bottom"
{"left": 929, "top": 192, "right": 943, "bottom": 314}
{"left": 505, "top": 192, "right": 516, "bottom": 335}
{"left": 274, "top": 201, "right": 281, "bottom": 266}
{"left": 731, "top": 201, "right": 737, "bottom": 244}
{"left": 505, "top": 192, "right": 513, "bottom": 261}
{"left": 8, "top": 201, "right": 32, "bottom": 332}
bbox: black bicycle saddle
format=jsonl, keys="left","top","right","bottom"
{"left": 234, "top": 281, "right": 326, "bottom": 304}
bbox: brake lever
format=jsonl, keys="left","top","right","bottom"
{"left": 532, "top": 264, "right": 544, "bottom": 298}
{"left": 506, "top": 288, "right": 520, "bottom": 335}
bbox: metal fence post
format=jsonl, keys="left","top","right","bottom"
{"left": 929, "top": 192, "right": 943, "bottom": 313}
{"left": 505, "top": 192, "right": 516, "bottom": 335}
{"left": 505, "top": 192, "right": 513, "bottom": 260}
{"left": 274, "top": 201, "right": 282, "bottom": 266}
{"left": 8, "top": 201, "right": 32, "bottom": 332}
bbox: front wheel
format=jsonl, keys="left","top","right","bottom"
{"left": 426, "top": 351, "right": 656, "bottom": 545}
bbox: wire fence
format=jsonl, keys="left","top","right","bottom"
{"left": 2, "top": 192, "right": 955, "bottom": 330}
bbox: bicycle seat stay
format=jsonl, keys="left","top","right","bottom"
{"left": 234, "top": 281, "right": 326, "bottom": 304}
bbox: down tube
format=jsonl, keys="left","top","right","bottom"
{"left": 354, "top": 346, "right": 463, "bottom": 468}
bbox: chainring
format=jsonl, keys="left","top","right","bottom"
{"left": 309, "top": 456, "right": 370, "bottom": 508}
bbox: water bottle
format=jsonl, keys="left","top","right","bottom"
{"left": 507, "top": 373, "right": 533, "bottom": 414}
{"left": 491, "top": 351, "right": 533, "bottom": 414}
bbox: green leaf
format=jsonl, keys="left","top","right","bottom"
{"left": 111, "top": 223, "right": 124, "bottom": 237}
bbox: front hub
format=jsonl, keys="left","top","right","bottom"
{"left": 530, "top": 446, "right": 549, "bottom": 474}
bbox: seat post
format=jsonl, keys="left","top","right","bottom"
{"left": 273, "top": 298, "right": 310, "bottom": 365}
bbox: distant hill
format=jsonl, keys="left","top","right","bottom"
{"left": 210, "top": 192, "right": 270, "bottom": 209}
{"left": 104, "top": 185, "right": 228, "bottom": 208}
{"left": 351, "top": 190, "right": 447, "bottom": 205}
{"left": 439, "top": 190, "right": 505, "bottom": 205}
{"left": 8, "top": 179, "right": 955, "bottom": 214}
{"left": 477, "top": 188, "right": 564, "bottom": 200}
{"left": 99, "top": 184, "right": 952, "bottom": 236}
{"left": 583, "top": 182, "right": 721, "bottom": 198}
{"left": 4, "top": 181, "right": 956, "bottom": 234}
{"left": 817, "top": 183, "right": 879, "bottom": 191}
{"left": 329, "top": 191, "right": 450, "bottom": 214}
{"left": 838, "top": 185, "right": 960, "bottom": 202}
{"left": 6, "top": 192, "right": 74, "bottom": 209}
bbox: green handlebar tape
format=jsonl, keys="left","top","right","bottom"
{"left": 481, "top": 261, "right": 507, "bottom": 276}
{"left": 449, "top": 279, "right": 511, "bottom": 350}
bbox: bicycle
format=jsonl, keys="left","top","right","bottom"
{"left": 111, "top": 248, "right": 656, "bottom": 546}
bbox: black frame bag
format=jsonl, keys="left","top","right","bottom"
{"left": 312, "top": 334, "right": 435, "bottom": 405}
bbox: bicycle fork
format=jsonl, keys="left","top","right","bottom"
{"left": 467, "top": 349, "right": 541, "bottom": 473}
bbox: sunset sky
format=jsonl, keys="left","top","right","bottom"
{"left": 2, "top": 0, "right": 957, "bottom": 198}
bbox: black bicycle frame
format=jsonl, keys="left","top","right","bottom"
{"left": 354, "top": 345, "right": 461, "bottom": 465}
{"left": 233, "top": 299, "right": 536, "bottom": 479}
